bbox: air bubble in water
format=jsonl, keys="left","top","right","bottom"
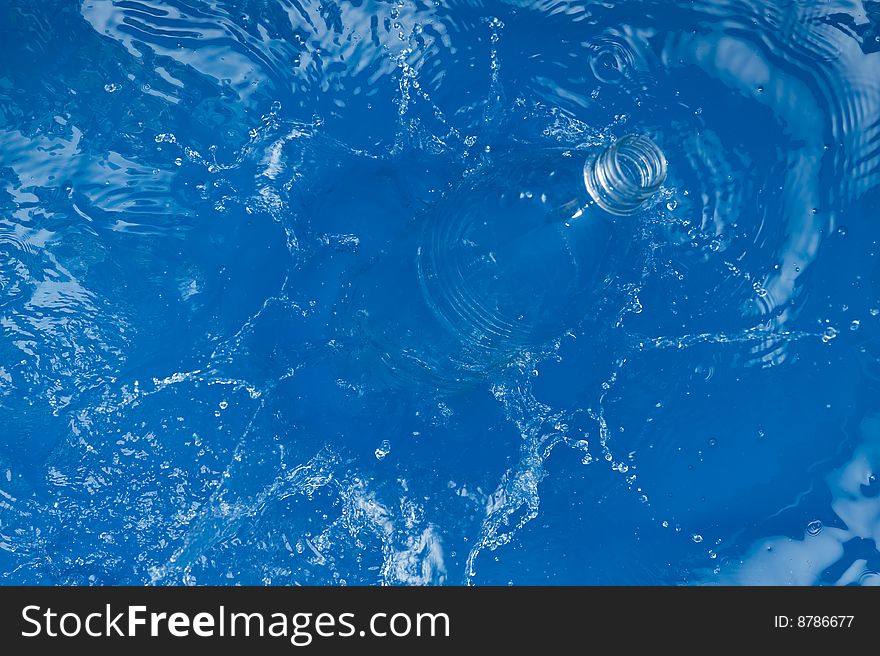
{"left": 806, "top": 520, "right": 822, "bottom": 536}
{"left": 821, "top": 326, "right": 838, "bottom": 342}
{"left": 375, "top": 440, "right": 392, "bottom": 461}
{"left": 692, "top": 534, "right": 703, "bottom": 543}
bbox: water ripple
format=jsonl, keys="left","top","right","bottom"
{"left": 2, "top": 0, "right": 879, "bottom": 585}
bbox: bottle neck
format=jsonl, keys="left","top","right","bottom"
{"left": 582, "top": 134, "right": 668, "bottom": 217}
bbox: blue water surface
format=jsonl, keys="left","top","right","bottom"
{"left": 2, "top": 0, "right": 880, "bottom": 585}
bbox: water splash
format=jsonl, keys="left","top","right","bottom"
{"left": 3, "top": 0, "right": 879, "bottom": 585}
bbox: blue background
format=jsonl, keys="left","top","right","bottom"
{"left": 1, "top": 0, "right": 880, "bottom": 585}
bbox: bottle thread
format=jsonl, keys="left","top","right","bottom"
{"left": 583, "top": 134, "right": 667, "bottom": 216}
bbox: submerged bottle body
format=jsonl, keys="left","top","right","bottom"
{"left": 339, "top": 135, "right": 667, "bottom": 389}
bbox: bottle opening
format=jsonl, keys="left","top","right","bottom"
{"left": 583, "top": 133, "right": 668, "bottom": 216}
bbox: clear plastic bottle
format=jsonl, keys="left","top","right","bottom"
{"left": 339, "top": 134, "right": 667, "bottom": 389}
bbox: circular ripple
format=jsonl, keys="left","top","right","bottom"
{"left": 418, "top": 142, "right": 664, "bottom": 374}
{"left": 588, "top": 35, "right": 638, "bottom": 84}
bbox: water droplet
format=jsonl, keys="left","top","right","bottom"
{"left": 822, "top": 326, "right": 839, "bottom": 343}
{"left": 806, "top": 520, "right": 822, "bottom": 536}
{"left": 374, "top": 439, "right": 392, "bottom": 461}
{"left": 692, "top": 534, "right": 703, "bottom": 543}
